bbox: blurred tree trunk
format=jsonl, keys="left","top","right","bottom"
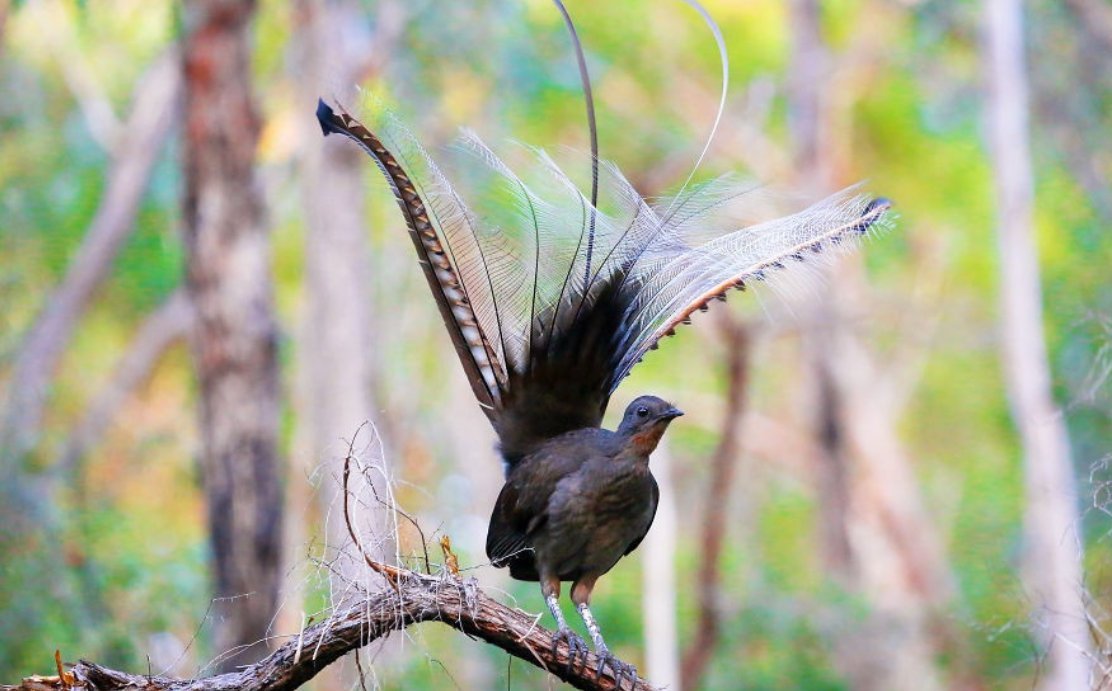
{"left": 1063, "top": 0, "right": 1112, "bottom": 51}
{"left": 181, "top": 0, "right": 283, "bottom": 670}
{"left": 642, "top": 442, "right": 680, "bottom": 690}
{"left": 284, "top": 0, "right": 399, "bottom": 685}
{"left": 0, "top": 2, "right": 10, "bottom": 63}
{"left": 983, "top": 1, "right": 1092, "bottom": 687}
{"left": 292, "top": 0, "right": 391, "bottom": 574}
{"left": 789, "top": 1, "right": 952, "bottom": 688}
{"left": 680, "top": 316, "right": 749, "bottom": 691}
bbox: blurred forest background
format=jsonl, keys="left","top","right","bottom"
{"left": 1, "top": 0, "right": 1110, "bottom": 689}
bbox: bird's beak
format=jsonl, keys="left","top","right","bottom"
{"left": 661, "top": 407, "right": 684, "bottom": 420}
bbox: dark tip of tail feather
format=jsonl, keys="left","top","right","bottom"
{"left": 316, "top": 98, "right": 339, "bottom": 137}
{"left": 854, "top": 197, "right": 892, "bottom": 234}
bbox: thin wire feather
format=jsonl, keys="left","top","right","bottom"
{"left": 550, "top": 0, "right": 600, "bottom": 283}
{"left": 455, "top": 134, "right": 603, "bottom": 371}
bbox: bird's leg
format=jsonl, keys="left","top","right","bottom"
{"left": 541, "top": 575, "right": 587, "bottom": 672}
{"left": 571, "top": 577, "right": 637, "bottom": 688}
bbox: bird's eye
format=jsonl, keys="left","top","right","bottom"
{"left": 636, "top": 406, "right": 649, "bottom": 417}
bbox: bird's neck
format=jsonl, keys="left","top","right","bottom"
{"left": 623, "top": 425, "right": 667, "bottom": 459}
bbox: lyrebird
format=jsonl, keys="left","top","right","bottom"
{"left": 316, "top": 1, "right": 888, "bottom": 686}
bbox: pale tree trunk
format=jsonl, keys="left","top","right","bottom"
{"left": 786, "top": 0, "right": 830, "bottom": 192}
{"left": 292, "top": 0, "right": 394, "bottom": 573}
{"left": 680, "top": 316, "right": 750, "bottom": 691}
{"left": 181, "top": 0, "right": 283, "bottom": 670}
{"left": 0, "top": 1, "right": 9, "bottom": 59}
{"left": 983, "top": 1, "right": 1092, "bottom": 687}
{"left": 809, "top": 302, "right": 954, "bottom": 690}
{"left": 290, "top": 0, "right": 370, "bottom": 576}
{"left": 789, "top": 1, "right": 952, "bottom": 688}
{"left": 1063, "top": 0, "right": 1112, "bottom": 52}
{"left": 642, "top": 442, "right": 680, "bottom": 690}
{"left": 285, "top": 0, "right": 397, "bottom": 684}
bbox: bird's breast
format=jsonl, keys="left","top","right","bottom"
{"left": 590, "top": 470, "right": 654, "bottom": 518}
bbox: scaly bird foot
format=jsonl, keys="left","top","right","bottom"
{"left": 594, "top": 645, "right": 637, "bottom": 689}
{"left": 551, "top": 625, "right": 589, "bottom": 673}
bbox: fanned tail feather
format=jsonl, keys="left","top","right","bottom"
{"left": 613, "top": 194, "right": 892, "bottom": 382}
{"left": 317, "top": 98, "right": 892, "bottom": 467}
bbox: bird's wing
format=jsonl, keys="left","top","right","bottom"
{"left": 486, "top": 432, "right": 600, "bottom": 564}
{"left": 623, "top": 474, "right": 660, "bottom": 556}
{"left": 485, "top": 481, "right": 535, "bottom": 567}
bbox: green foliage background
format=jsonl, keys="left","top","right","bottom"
{"left": 0, "top": 0, "right": 1109, "bottom": 688}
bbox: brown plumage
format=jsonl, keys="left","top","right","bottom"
{"left": 486, "top": 396, "right": 681, "bottom": 584}
{"left": 484, "top": 395, "right": 681, "bottom": 683}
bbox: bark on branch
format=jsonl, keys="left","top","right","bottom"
{"left": 3, "top": 569, "right": 653, "bottom": 691}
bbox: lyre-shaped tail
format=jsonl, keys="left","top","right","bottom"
{"left": 317, "top": 98, "right": 892, "bottom": 468}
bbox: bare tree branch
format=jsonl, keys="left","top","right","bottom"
{"left": 3, "top": 570, "right": 656, "bottom": 691}
{"left": 0, "top": 430, "right": 660, "bottom": 691}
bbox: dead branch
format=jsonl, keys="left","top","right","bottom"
{"left": 2, "top": 569, "right": 654, "bottom": 691}
{"left": 680, "top": 313, "right": 750, "bottom": 690}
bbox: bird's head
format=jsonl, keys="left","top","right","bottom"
{"left": 617, "top": 395, "right": 684, "bottom": 456}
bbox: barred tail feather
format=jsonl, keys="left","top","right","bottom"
{"left": 316, "top": 100, "right": 503, "bottom": 413}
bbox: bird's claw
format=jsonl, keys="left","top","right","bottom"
{"left": 594, "top": 646, "right": 637, "bottom": 689}
{"left": 552, "top": 626, "right": 589, "bottom": 673}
